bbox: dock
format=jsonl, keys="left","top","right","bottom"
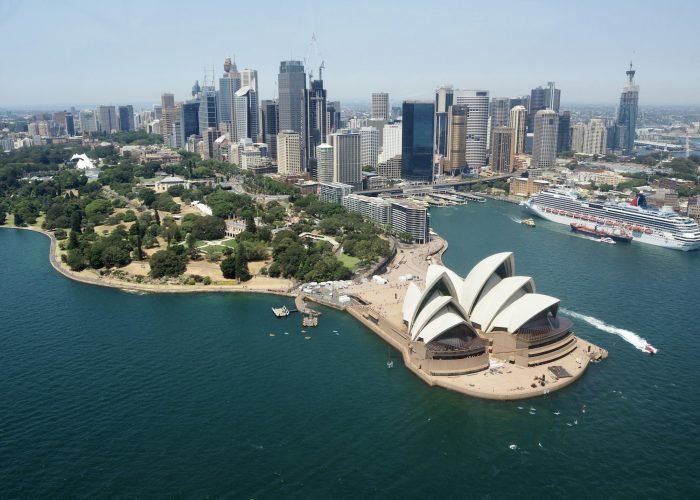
{"left": 271, "top": 305, "right": 290, "bottom": 317}
{"left": 295, "top": 294, "right": 321, "bottom": 327}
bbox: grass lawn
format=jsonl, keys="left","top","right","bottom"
{"left": 202, "top": 244, "right": 227, "bottom": 254}
{"left": 222, "top": 239, "right": 237, "bottom": 248}
{"left": 194, "top": 240, "right": 208, "bottom": 248}
{"left": 337, "top": 253, "right": 360, "bottom": 271}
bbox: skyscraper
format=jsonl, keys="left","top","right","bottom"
{"left": 616, "top": 62, "right": 639, "bottom": 155}
{"left": 160, "top": 93, "right": 176, "bottom": 144}
{"left": 79, "top": 109, "right": 97, "bottom": 134}
{"left": 278, "top": 61, "right": 306, "bottom": 134}
{"left": 97, "top": 106, "right": 118, "bottom": 134}
{"left": 277, "top": 131, "right": 302, "bottom": 175}
{"left": 371, "top": 93, "right": 389, "bottom": 121}
{"left": 118, "top": 105, "right": 135, "bottom": 132}
{"left": 331, "top": 129, "right": 362, "bottom": 189}
{"left": 509, "top": 105, "right": 527, "bottom": 155}
{"left": 491, "top": 127, "right": 514, "bottom": 173}
{"left": 380, "top": 122, "right": 402, "bottom": 163}
{"left": 528, "top": 82, "right": 560, "bottom": 131}
{"left": 360, "top": 126, "right": 379, "bottom": 169}
{"left": 316, "top": 143, "right": 334, "bottom": 183}
{"left": 557, "top": 111, "right": 572, "bottom": 153}
{"left": 198, "top": 86, "right": 218, "bottom": 136}
{"left": 327, "top": 101, "right": 341, "bottom": 133}
{"left": 306, "top": 74, "right": 327, "bottom": 164}
{"left": 571, "top": 122, "right": 586, "bottom": 153}
{"left": 453, "top": 89, "right": 489, "bottom": 172}
{"left": 218, "top": 57, "right": 241, "bottom": 134}
{"left": 490, "top": 97, "right": 511, "bottom": 128}
{"left": 532, "top": 109, "right": 559, "bottom": 169}
{"left": 582, "top": 118, "right": 607, "bottom": 155}
{"left": 65, "top": 113, "right": 75, "bottom": 136}
{"left": 434, "top": 85, "right": 453, "bottom": 158}
{"left": 401, "top": 101, "right": 435, "bottom": 182}
{"left": 180, "top": 101, "right": 200, "bottom": 146}
{"left": 446, "top": 105, "right": 467, "bottom": 174}
{"left": 260, "top": 100, "right": 279, "bottom": 160}
{"left": 234, "top": 87, "right": 258, "bottom": 141}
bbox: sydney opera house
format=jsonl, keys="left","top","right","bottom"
{"left": 402, "top": 252, "right": 580, "bottom": 376}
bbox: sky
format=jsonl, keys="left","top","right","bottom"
{"left": 1, "top": 0, "right": 699, "bottom": 108}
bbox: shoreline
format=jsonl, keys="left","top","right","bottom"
{"left": 0, "top": 225, "right": 295, "bottom": 297}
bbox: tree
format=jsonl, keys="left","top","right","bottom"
{"left": 64, "top": 248, "right": 86, "bottom": 271}
{"left": 67, "top": 230, "right": 80, "bottom": 250}
{"left": 235, "top": 245, "right": 251, "bottom": 282}
{"left": 191, "top": 215, "right": 226, "bottom": 240}
{"left": 13, "top": 209, "right": 24, "bottom": 227}
{"left": 245, "top": 214, "right": 257, "bottom": 233}
{"left": 220, "top": 254, "right": 237, "bottom": 279}
{"left": 0, "top": 209, "right": 6, "bottom": 225}
{"left": 149, "top": 250, "right": 187, "bottom": 278}
{"left": 154, "top": 209, "right": 161, "bottom": 226}
{"left": 70, "top": 211, "right": 82, "bottom": 233}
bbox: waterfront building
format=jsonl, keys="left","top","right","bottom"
{"left": 491, "top": 127, "right": 515, "bottom": 173}
{"left": 434, "top": 85, "right": 454, "bottom": 158}
{"left": 616, "top": 62, "right": 639, "bottom": 154}
{"left": 118, "top": 105, "right": 135, "bottom": 132}
{"left": 331, "top": 129, "right": 362, "bottom": 189}
{"left": 319, "top": 181, "right": 352, "bottom": 204}
{"left": 532, "top": 109, "right": 559, "bottom": 169}
{"left": 97, "top": 106, "right": 118, "bottom": 134}
{"left": 389, "top": 198, "right": 430, "bottom": 243}
{"left": 261, "top": 100, "right": 279, "bottom": 160}
{"left": 509, "top": 105, "right": 527, "bottom": 155}
{"left": 277, "top": 130, "right": 303, "bottom": 175}
{"left": 342, "top": 194, "right": 391, "bottom": 225}
{"left": 401, "top": 101, "right": 435, "bottom": 182}
{"left": 316, "top": 143, "right": 333, "bottom": 183}
{"left": 453, "top": 89, "right": 489, "bottom": 172}
{"left": 380, "top": 122, "right": 402, "bottom": 163}
{"left": 509, "top": 176, "right": 550, "bottom": 196}
{"left": 528, "top": 82, "right": 560, "bottom": 131}
{"left": 557, "top": 111, "right": 571, "bottom": 153}
{"left": 371, "top": 93, "right": 389, "bottom": 121}
{"left": 360, "top": 126, "right": 379, "bottom": 169}
{"left": 278, "top": 60, "right": 306, "bottom": 162}
{"left": 445, "top": 105, "right": 467, "bottom": 174}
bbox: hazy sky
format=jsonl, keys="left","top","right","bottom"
{"left": 1, "top": 0, "right": 698, "bottom": 108}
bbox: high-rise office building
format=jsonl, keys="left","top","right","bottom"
{"left": 65, "top": 113, "right": 75, "bottom": 136}
{"left": 306, "top": 74, "right": 327, "bottom": 164}
{"left": 240, "top": 68, "right": 258, "bottom": 94}
{"left": 401, "top": 101, "right": 435, "bottom": 182}
{"left": 161, "top": 93, "right": 175, "bottom": 109}
{"left": 446, "top": 105, "right": 467, "bottom": 173}
{"left": 557, "top": 111, "right": 572, "bottom": 153}
{"left": 371, "top": 93, "right": 390, "bottom": 121}
{"left": 234, "top": 87, "right": 258, "bottom": 141}
{"left": 528, "top": 82, "right": 560, "bottom": 131}
{"left": 532, "top": 109, "right": 559, "bottom": 169}
{"left": 79, "top": 109, "right": 97, "bottom": 134}
{"left": 509, "top": 105, "right": 527, "bottom": 155}
{"left": 360, "top": 126, "right": 379, "bottom": 169}
{"left": 160, "top": 93, "right": 176, "bottom": 144}
{"left": 278, "top": 60, "right": 306, "bottom": 169}
{"left": 331, "top": 129, "right": 362, "bottom": 189}
{"left": 316, "top": 143, "right": 334, "bottom": 183}
{"left": 490, "top": 97, "right": 511, "bottom": 128}
{"left": 277, "top": 131, "right": 302, "bottom": 175}
{"left": 616, "top": 63, "right": 639, "bottom": 155}
{"left": 582, "top": 118, "right": 608, "bottom": 155}
{"left": 454, "top": 89, "right": 489, "bottom": 172}
{"left": 219, "top": 57, "right": 241, "bottom": 134}
{"left": 118, "top": 105, "right": 135, "bottom": 132}
{"left": 380, "top": 122, "right": 402, "bottom": 163}
{"left": 434, "top": 85, "right": 453, "bottom": 158}
{"left": 198, "top": 86, "right": 218, "bottom": 137}
{"left": 180, "top": 101, "right": 200, "bottom": 146}
{"left": 327, "top": 100, "right": 341, "bottom": 133}
{"left": 571, "top": 122, "right": 586, "bottom": 153}
{"left": 261, "top": 100, "right": 279, "bottom": 160}
{"left": 97, "top": 106, "right": 118, "bottom": 134}
{"left": 491, "top": 127, "right": 514, "bottom": 173}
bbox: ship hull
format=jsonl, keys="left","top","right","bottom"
{"left": 524, "top": 201, "right": 700, "bottom": 251}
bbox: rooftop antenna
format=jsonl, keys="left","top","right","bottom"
{"left": 626, "top": 61, "right": 636, "bottom": 84}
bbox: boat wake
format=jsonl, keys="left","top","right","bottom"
{"left": 561, "top": 308, "right": 655, "bottom": 353}
{"left": 509, "top": 216, "right": 524, "bottom": 224}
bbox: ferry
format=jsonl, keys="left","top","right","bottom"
{"left": 524, "top": 189, "right": 700, "bottom": 251}
{"left": 521, "top": 218, "right": 536, "bottom": 227}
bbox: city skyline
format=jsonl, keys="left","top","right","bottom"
{"left": 1, "top": 0, "right": 699, "bottom": 107}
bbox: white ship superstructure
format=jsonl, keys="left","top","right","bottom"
{"left": 524, "top": 189, "right": 700, "bottom": 251}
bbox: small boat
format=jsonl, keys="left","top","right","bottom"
{"left": 521, "top": 218, "right": 536, "bottom": 227}
{"left": 599, "top": 237, "right": 616, "bottom": 245}
{"left": 644, "top": 343, "right": 658, "bottom": 355}
{"left": 387, "top": 360, "right": 394, "bottom": 369}
{"left": 269, "top": 333, "right": 276, "bottom": 337}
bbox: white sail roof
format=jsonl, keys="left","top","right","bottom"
{"left": 469, "top": 276, "right": 535, "bottom": 331}
{"left": 416, "top": 311, "right": 469, "bottom": 344}
{"left": 459, "top": 252, "right": 514, "bottom": 315}
{"left": 408, "top": 266, "right": 462, "bottom": 329}
{"left": 402, "top": 283, "right": 422, "bottom": 324}
{"left": 488, "top": 294, "right": 560, "bottom": 334}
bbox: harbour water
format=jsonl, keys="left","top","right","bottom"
{"left": 1, "top": 203, "right": 699, "bottom": 498}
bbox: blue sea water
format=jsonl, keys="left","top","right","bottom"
{"left": 1, "top": 205, "right": 699, "bottom": 498}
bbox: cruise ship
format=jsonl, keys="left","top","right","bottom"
{"left": 523, "top": 189, "right": 700, "bottom": 251}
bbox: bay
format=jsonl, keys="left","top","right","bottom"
{"left": 0, "top": 203, "right": 698, "bottom": 498}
